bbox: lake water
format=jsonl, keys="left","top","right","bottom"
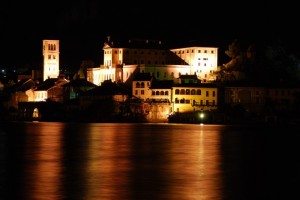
{"left": 1, "top": 122, "right": 300, "bottom": 200}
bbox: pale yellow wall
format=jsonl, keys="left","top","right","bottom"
{"left": 132, "top": 80, "right": 152, "bottom": 101}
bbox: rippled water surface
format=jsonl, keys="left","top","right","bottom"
{"left": 1, "top": 122, "right": 300, "bottom": 200}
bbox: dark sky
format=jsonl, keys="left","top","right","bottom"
{"left": 1, "top": 0, "right": 299, "bottom": 69}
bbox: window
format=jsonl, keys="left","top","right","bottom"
{"left": 175, "top": 89, "right": 180, "bottom": 94}
{"left": 206, "top": 91, "right": 209, "bottom": 97}
{"left": 136, "top": 82, "right": 140, "bottom": 88}
{"left": 152, "top": 91, "right": 155, "bottom": 95}
{"left": 180, "top": 89, "right": 185, "bottom": 95}
{"left": 213, "top": 91, "right": 216, "bottom": 97}
{"left": 160, "top": 91, "right": 164, "bottom": 95}
{"left": 141, "top": 90, "right": 144, "bottom": 95}
{"left": 197, "top": 89, "right": 201, "bottom": 95}
{"left": 186, "top": 89, "right": 190, "bottom": 95}
{"left": 191, "top": 89, "right": 195, "bottom": 95}
{"left": 141, "top": 82, "right": 145, "bottom": 88}
{"left": 135, "top": 90, "right": 138, "bottom": 95}
{"left": 156, "top": 91, "right": 160, "bottom": 95}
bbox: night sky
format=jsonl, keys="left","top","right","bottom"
{"left": 1, "top": 0, "right": 299, "bottom": 69}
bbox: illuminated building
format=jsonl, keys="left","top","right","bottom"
{"left": 43, "top": 40, "right": 60, "bottom": 81}
{"left": 87, "top": 36, "right": 218, "bottom": 86}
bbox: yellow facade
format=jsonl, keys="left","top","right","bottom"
{"left": 172, "top": 86, "right": 218, "bottom": 113}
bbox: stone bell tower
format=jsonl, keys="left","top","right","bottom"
{"left": 43, "top": 40, "right": 60, "bottom": 81}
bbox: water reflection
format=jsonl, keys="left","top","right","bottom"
{"left": 22, "top": 122, "right": 63, "bottom": 200}
{"left": 1, "top": 122, "right": 299, "bottom": 200}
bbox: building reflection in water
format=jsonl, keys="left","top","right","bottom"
{"left": 22, "top": 122, "right": 63, "bottom": 200}
{"left": 9, "top": 122, "right": 224, "bottom": 200}
{"left": 84, "top": 123, "right": 132, "bottom": 200}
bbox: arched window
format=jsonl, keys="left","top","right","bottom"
{"left": 136, "top": 82, "right": 140, "bottom": 88}
{"left": 156, "top": 91, "right": 160, "bottom": 95}
{"left": 160, "top": 91, "right": 164, "bottom": 95}
{"left": 141, "top": 82, "right": 145, "bottom": 88}
{"left": 152, "top": 91, "right": 155, "bottom": 95}
{"left": 175, "top": 89, "right": 180, "bottom": 94}
{"left": 165, "top": 91, "right": 168, "bottom": 95}
{"left": 180, "top": 89, "right": 185, "bottom": 95}
{"left": 191, "top": 89, "right": 195, "bottom": 95}
{"left": 186, "top": 89, "right": 190, "bottom": 95}
{"left": 197, "top": 89, "right": 201, "bottom": 95}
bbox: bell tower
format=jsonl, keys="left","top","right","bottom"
{"left": 43, "top": 40, "right": 59, "bottom": 81}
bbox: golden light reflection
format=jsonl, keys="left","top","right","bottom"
{"left": 23, "top": 122, "right": 63, "bottom": 200}
{"left": 165, "top": 124, "right": 222, "bottom": 200}
{"left": 83, "top": 123, "right": 133, "bottom": 200}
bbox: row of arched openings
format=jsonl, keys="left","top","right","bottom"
{"left": 175, "top": 89, "right": 201, "bottom": 95}
{"left": 48, "top": 44, "right": 57, "bottom": 51}
{"left": 152, "top": 91, "right": 169, "bottom": 95}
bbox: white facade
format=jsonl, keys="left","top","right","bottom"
{"left": 43, "top": 40, "right": 60, "bottom": 81}
{"left": 169, "top": 47, "right": 218, "bottom": 82}
{"left": 87, "top": 38, "right": 219, "bottom": 85}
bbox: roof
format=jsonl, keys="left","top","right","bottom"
{"left": 103, "top": 36, "right": 168, "bottom": 50}
{"left": 10, "top": 78, "right": 36, "bottom": 92}
{"left": 35, "top": 79, "right": 57, "bottom": 91}
{"left": 62, "top": 78, "right": 98, "bottom": 88}
{"left": 132, "top": 73, "right": 153, "bottom": 81}
{"left": 150, "top": 80, "right": 174, "bottom": 89}
{"left": 82, "top": 80, "right": 131, "bottom": 96}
